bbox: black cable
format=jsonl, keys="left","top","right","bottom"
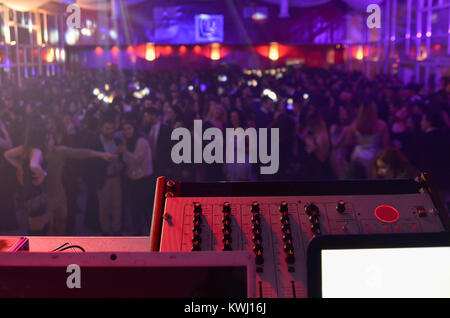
{"left": 52, "top": 242, "right": 70, "bottom": 251}
{"left": 57, "top": 245, "right": 86, "bottom": 252}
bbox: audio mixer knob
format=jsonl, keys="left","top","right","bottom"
{"left": 285, "top": 253, "right": 295, "bottom": 265}
{"left": 251, "top": 201, "right": 260, "bottom": 213}
{"left": 222, "top": 226, "right": 232, "bottom": 235}
{"left": 283, "top": 233, "right": 292, "bottom": 241}
{"left": 251, "top": 215, "right": 261, "bottom": 224}
{"left": 282, "top": 224, "right": 291, "bottom": 234}
{"left": 255, "top": 254, "right": 264, "bottom": 265}
{"left": 192, "top": 235, "right": 201, "bottom": 243}
{"left": 192, "top": 226, "right": 201, "bottom": 235}
{"left": 284, "top": 243, "right": 294, "bottom": 252}
{"left": 305, "top": 203, "right": 319, "bottom": 217}
{"left": 222, "top": 214, "right": 231, "bottom": 223}
{"left": 223, "top": 235, "right": 232, "bottom": 243}
{"left": 253, "top": 245, "right": 264, "bottom": 253}
{"left": 280, "top": 215, "right": 290, "bottom": 225}
{"left": 252, "top": 234, "right": 263, "bottom": 244}
{"left": 336, "top": 200, "right": 346, "bottom": 213}
{"left": 252, "top": 226, "right": 262, "bottom": 235}
{"left": 311, "top": 222, "right": 320, "bottom": 231}
{"left": 193, "top": 215, "right": 202, "bottom": 225}
{"left": 223, "top": 242, "right": 232, "bottom": 251}
{"left": 222, "top": 202, "right": 231, "bottom": 213}
{"left": 194, "top": 203, "right": 202, "bottom": 214}
{"left": 279, "top": 201, "right": 288, "bottom": 213}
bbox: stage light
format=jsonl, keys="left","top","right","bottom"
{"left": 218, "top": 75, "right": 227, "bottom": 82}
{"left": 95, "top": 46, "right": 103, "bottom": 55}
{"left": 269, "top": 42, "right": 279, "bottom": 61}
{"left": 105, "top": 84, "right": 110, "bottom": 91}
{"left": 145, "top": 43, "right": 156, "bottom": 61}
{"left": 390, "top": 36, "right": 396, "bottom": 41}
{"left": 46, "top": 48, "right": 55, "bottom": 63}
{"left": 303, "top": 93, "right": 309, "bottom": 100}
{"left": 111, "top": 46, "right": 119, "bottom": 56}
{"left": 416, "top": 32, "right": 422, "bottom": 38}
{"left": 81, "top": 28, "right": 92, "bottom": 37}
{"left": 179, "top": 46, "right": 187, "bottom": 55}
{"left": 210, "top": 43, "right": 221, "bottom": 61}
{"left": 97, "top": 93, "right": 105, "bottom": 100}
{"left": 405, "top": 34, "right": 411, "bottom": 39}
{"left": 93, "top": 88, "right": 100, "bottom": 96}
{"left": 188, "top": 85, "right": 194, "bottom": 91}
{"left": 109, "top": 30, "right": 118, "bottom": 40}
{"left": 356, "top": 46, "right": 363, "bottom": 60}
{"left": 426, "top": 31, "right": 431, "bottom": 37}
{"left": 10, "top": 41, "right": 16, "bottom": 46}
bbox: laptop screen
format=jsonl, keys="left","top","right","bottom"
{"left": 321, "top": 247, "right": 450, "bottom": 298}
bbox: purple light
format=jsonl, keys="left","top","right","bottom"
{"left": 200, "top": 83, "right": 207, "bottom": 92}
{"left": 426, "top": 31, "right": 431, "bottom": 37}
{"left": 416, "top": 32, "right": 422, "bottom": 38}
{"left": 390, "top": 36, "right": 396, "bottom": 41}
{"left": 405, "top": 34, "right": 411, "bottom": 39}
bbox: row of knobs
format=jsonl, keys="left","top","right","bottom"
{"left": 280, "top": 201, "right": 295, "bottom": 265}
{"left": 191, "top": 200, "right": 346, "bottom": 254}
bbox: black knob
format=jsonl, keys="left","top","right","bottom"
{"left": 311, "top": 222, "right": 320, "bottom": 231}
{"left": 252, "top": 226, "right": 262, "bottom": 235}
{"left": 253, "top": 244, "right": 264, "bottom": 253}
{"left": 223, "top": 235, "right": 232, "bottom": 243}
{"left": 222, "top": 202, "right": 231, "bottom": 213}
{"left": 222, "top": 243, "right": 232, "bottom": 251}
{"left": 255, "top": 254, "right": 264, "bottom": 265}
{"left": 222, "top": 214, "right": 231, "bottom": 223}
{"left": 192, "top": 235, "right": 201, "bottom": 243}
{"left": 336, "top": 200, "right": 346, "bottom": 213}
{"left": 305, "top": 203, "right": 319, "bottom": 217}
{"left": 193, "top": 202, "right": 202, "bottom": 214}
{"left": 312, "top": 228, "right": 321, "bottom": 236}
{"left": 309, "top": 214, "right": 319, "bottom": 224}
{"left": 192, "top": 226, "right": 201, "bottom": 235}
{"left": 285, "top": 253, "right": 295, "bottom": 264}
{"left": 193, "top": 216, "right": 202, "bottom": 226}
{"left": 279, "top": 201, "right": 288, "bottom": 213}
{"left": 192, "top": 245, "right": 201, "bottom": 251}
{"left": 222, "top": 226, "right": 232, "bottom": 235}
{"left": 251, "top": 215, "right": 261, "bottom": 224}
{"left": 282, "top": 225, "right": 291, "bottom": 234}
{"left": 252, "top": 234, "right": 263, "bottom": 244}
{"left": 280, "top": 215, "right": 290, "bottom": 225}
{"left": 251, "top": 201, "right": 260, "bottom": 213}
{"left": 284, "top": 244, "right": 294, "bottom": 252}
{"left": 283, "top": 233, "right": 292, "bottom": 241}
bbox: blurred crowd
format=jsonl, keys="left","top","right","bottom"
{"left": 0, "top": 64, "right": 449, "bottom": 236}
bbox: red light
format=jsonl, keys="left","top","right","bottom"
{"left": 95, "top": 46, "right": 103, "bottom": 55}
{"left": 374, "top": 205, "right": 399, "bottom": 223}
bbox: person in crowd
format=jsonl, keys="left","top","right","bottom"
{"left": 142, "top": 108, "right": 172, "bottom": 178}
{"left": 344, "top": 101, "right": 390, "bottom": 178}
{"left": 0, "top": 118, "right": 17, "bottom": 231}
{"left": 374, "top": 148, "right": 418, "bottom": 179}
{"left": 4, "top": 118, "right": 48, "bottom": 235}
{"left": 87, "top": 116, "right": 124, "bottom": 236}
{"left": 118, "top": 120, "right": 154, "bottom": 235}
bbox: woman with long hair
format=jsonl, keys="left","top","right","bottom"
{"left": 117, "top": 120, "right": 154, "bottom": 235}
{"left": 0, "top": 118, "right": 17, "bottom": 231}
{"left": 344, "top": 100, "right": 390, "bottom": 178}
{"left": 5, "top": 118, "right": 116, "bottom": 235}
{"left": 4, "top": 118, "right": 48, "bottom": 234}
{"left": 298, "top": 109, "right": 334, "bottom": 180}
{"left": 374, "top": 148, "right": 418, "bottom": 179}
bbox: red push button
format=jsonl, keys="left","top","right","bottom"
{"left": 374, "top": 205, "right": 399, "bottom": 223}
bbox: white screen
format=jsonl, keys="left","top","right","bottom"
{"left": 322, "top": 247, "right": 450, "bottom": 298}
